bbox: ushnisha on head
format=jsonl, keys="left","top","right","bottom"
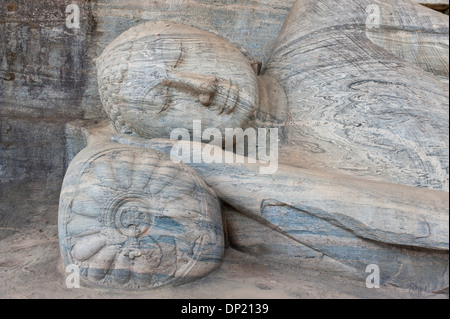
{"left": 96, "top": 22, "right": 259, "bottom": 140}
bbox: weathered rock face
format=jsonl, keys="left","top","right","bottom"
{"left": 0, "top": 0, "right": 98, "bottom": 200}
{"left": 0, "top": 117, "right": 66, "bottom": 185}
{"left": 0, "top": 0, "right": 99, "bottom": 120}
{"left": 58, "top": 143, "right": 224, "bottom": 288}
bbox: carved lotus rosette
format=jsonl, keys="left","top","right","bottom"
{"left": 58, "top": 143, "right": 224, "bottom": 289}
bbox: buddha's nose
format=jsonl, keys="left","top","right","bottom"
{"left": 163, "top": 71, "right": 218, "bottom": 106}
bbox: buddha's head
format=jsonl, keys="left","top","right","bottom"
{"left": 97, "top": 22, "right": 259, "bottom": 140}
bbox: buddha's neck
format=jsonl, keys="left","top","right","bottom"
{"left": 255, "top": 75, "right": 289, "bottom": 133}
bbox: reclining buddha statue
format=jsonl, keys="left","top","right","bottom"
{"left": 59, "top": 0, "right": 449, "bottom": 292}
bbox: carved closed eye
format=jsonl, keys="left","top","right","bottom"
{"left": 141, "top": 84, "right": 172, "bottom": 115}
{"left": 143, "top": 38, "right": 184, "bottom": 69}
{"left": 173, "top": 42, "right": 184, "bottom": 69}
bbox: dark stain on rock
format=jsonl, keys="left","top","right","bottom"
{"left": 28, "top": 22, "right": 40, "bottom": 29}
{"left": 1, "top": 72, "right": 15, "bottom": 81}
{"left": 1, "top": 0, "right": 101, "bottom": 120}
{"left": 7, "top": 2, "right": 19, "bottom": 12}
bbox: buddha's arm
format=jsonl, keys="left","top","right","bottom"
{"left": 113, "top": 136, "right": 449, "bottom": 252}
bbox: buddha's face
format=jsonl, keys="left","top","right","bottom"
{"left": 97, "top": 22, "right": 259, "bottom": 140}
